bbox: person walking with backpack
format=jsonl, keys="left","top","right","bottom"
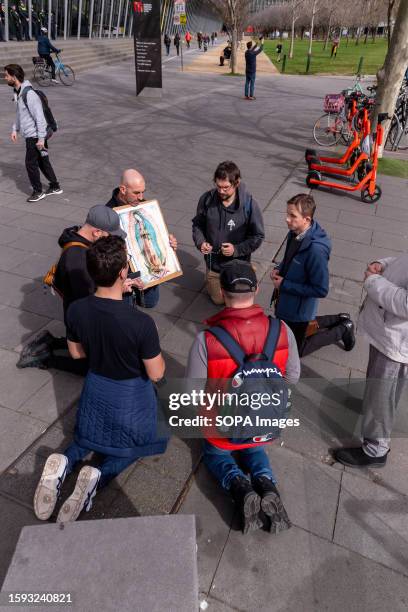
{"left": 37, "top": 27, "right": 61, "bottom": 82}
{"left": 187, "top": 260, "right": 300, "bottom": 534}
{"left": 164, "top": 32, "right": 171, "bottom": 56}
{"left": 4, "top": 63, "right": 62, "bottom": 202}
{"left": 192, "top": 161, "right": 264, "bottom": 305}
{"left": 174, "top": 32, "right": 180, "bottom": 56}
{"left": 244, "top": 36, "right": 264, "bottom": 100}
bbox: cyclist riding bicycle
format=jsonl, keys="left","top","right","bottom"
{"left": 37, "top": 27, "right": 61, "bottom": 84}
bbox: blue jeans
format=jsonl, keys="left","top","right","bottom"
{"left": 124, "top": 285, "right": 160, "bottom": 309}
{"left": 203, "top": 441, "right": 276, "bottom": 491}
{"left": 64, "top": 441, "right": 137, "bottom": 489}
{"left": 245, "top": 74, "right": 256, "bottom": 98}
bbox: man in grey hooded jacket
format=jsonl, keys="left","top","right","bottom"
{"left": 334, "top": 253, "right": 408, "bottom": 468}
{"left": 4, "top": 63, "right": 62, "bottom": 202}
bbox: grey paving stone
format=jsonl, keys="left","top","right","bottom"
{"left": 0, "top": 270, "right": 38, "bottom": 309}
{"left": 6, "top": 212, "right": 69, "bottom": 237}
{"left": 317, "top": 297, "right": 359, "bottom": 320}
{"left": 14, "top": 319, "right": 66, "bottom": 354}
{"left": 371, "top": 230, "right": 408, "bottom": 252}
{"left": 0, "top": 451, "right": 45, "bottom": 507}
{"left": 338, "top": 210, "right": 408, "bottom": 236}
{"left": 0, "top": 348, "right": 52, "bottom": 411}
{"left": 0, "top": 495, "right": 41, "bottom": 589}
{"left": 10, "top": 252, "right": 55, "bottom": 281}
{"left": 0, "top": 225, "right": 31, "bottom": 247}
{"left": 182, "top": 292, "right": 223, "bottom": 324}
{"left": 113, "top": 462, "right": 182, "bottom": 516}
{"left": 313, "top": 191, "right": 377, "bottom": 215}
{"left": 153, "top": 283, "right": 199, "bottom": 318}
{"left": 329, "top": 255, "right": 367, "bottom": 282}
{"left": 331, "top": 237, "right": 401, "bottom": 264}
{"left": 29, "top": 422, "right": 76, "bottom": 458}
{"left": 310, "top": 334, "right": 369, "bottom": 373}
{"left": 161, "top": 319, "right": 204, "bottom": 358}
{"left": 148, "top": 311, "right": 178, "bottom": 340}
{"left": 178, "top": 463, "right": 234, "bottom": 594}
{"left": 167, "top": 266, "right": 206, "bottom": 292}
{"left": 1, "top": 516, "right": 198, "bottom": 612}
{"left": 0, "top": 306, "right": 49, "bottom": 350}
{"left": 19, "top": 285, "right": 64, "bottom": 321}
{"left": 210, "top": 525, "right": 408, "bottom": 612}
{"left": 329, "top": 276, "right": 364, "bottom": 307}
{"left": 167, "top": 223, "right": 194, "bottom": 247}
{"left": 300, "top": 353, "right": 351, "bottom": 379}
{"left": 141, "top": 437, "right": 201, "bottom": 485}
{"left": 8, "top": 232, "right": 60, "bottom": 257}
{"left": 17, "top": 372, "right": 83, "bottom": 425}
{"left": 322, "top": 220, "right": 373, "bottom": 244}
{"left": 333, "top": 471, "right": 408, "bottom": 576}
{"left": 375, "top": 204, "right": 408, "bottom": 223}
{"left": 0, "top": 245, "right": 32, "bottom": 272}
{"left": 0, "top": 405, "right": 48, "bottom": 473}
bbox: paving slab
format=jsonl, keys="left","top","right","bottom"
{"left": 209, "top": 526, "right": 408, "bottom": 612}
{"left": 0, "top": 406, "right": 47, "bottom": 473}
{"left": 333, "top": 471, "right": 408, "bottom": 576}
{"left": 0, "top": 305, "right": 49, "bottom": 350}
{"left": 0, "top": 516, "right": 198, "bottom": 612}
{"left": 0, "top": 348, "right": 52, "bottom": 411}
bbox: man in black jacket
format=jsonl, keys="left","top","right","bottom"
{"left": 245, "top": 36, "right": 264, "bottom": 100}
{"left": 192, "top": 161, "right": 265, "bottom": 305}
{"left": 17, "top": 205, "right": 126, "bottom": 373}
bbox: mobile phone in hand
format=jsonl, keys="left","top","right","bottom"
{"left": 128, "top": 271, "right": 141, "bottom": 280}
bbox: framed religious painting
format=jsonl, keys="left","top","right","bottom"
{"left": 114, "top": 200, "right": 183, "bottom": 288}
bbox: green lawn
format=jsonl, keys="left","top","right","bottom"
{"left": 378, "top": 157, "right": 408, "bottom": 179}
{"left": 263, "top": 38, "right": 387, "bottom": 76}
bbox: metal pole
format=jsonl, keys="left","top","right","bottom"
{"left": 180, "top": 27, "right": 183, "bottom": 71}
{"left": 281, "top": 53, "right": 287, "bottom": 73}
{"left": 357, "top": 55, "right": 364, "bottom": 75}
{"left": 99, "top": 0, "right": 105, "bottom": 37}
{"left": 127, "top": 12, "right": 132, "bottom": 38}
{"left": 63, "top": 0, "right": 67, "bottom": 39}
{"left": 123, "top": 0, "right": 128, "bottom": 37}
{"left": 77, "top": 0, "right": 82, "bottom": 38}
{"left": 108, "top": 0, "right": 113, "bottom": 38}
{"left": 55, "top": 0, "right": 59, "bottom": 38}
{"left": 115, "top": 0, "right": 122, "bottom": 37}
{"left": 28, "top": 0, "right": 32, "bottom": 39}
{"left": 4, "top": 0, "right": 9, "bottom": 41}
{"left": 89, "top": 0, "right": 94, "bottom": 37}
{"left": 48, "top": 0, "right": 51, "bottom": 35}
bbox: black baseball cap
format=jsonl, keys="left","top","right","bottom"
{"left": 85, "top": 205, "right": 126, "bottom": 238}
{"left": 220, "top": 260, "right": 257, "bottom": 293}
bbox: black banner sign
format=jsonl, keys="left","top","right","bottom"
{"left": 133, "top": 0, "right": 162, "bottom": 95}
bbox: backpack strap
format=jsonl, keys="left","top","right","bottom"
{"left": 21, "top": 86, "right": 40, "bottom": 136}
{"left": 262, "top": 317, "right": 282, "bottom": 361}
{"left": 61, "top": 241, "right": 88, "bottom": 252}
{"left": 207, "top": 326, "right": 246, "bottom": 367}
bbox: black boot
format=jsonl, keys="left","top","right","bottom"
{"left": 229, "top": 476, "right": 262, "bottom": 535}
{"left": 252, "top": 476, "right": 291, "bottom": 535}
{"left": 341, "top": 320, "right": 355, "bottom": 351}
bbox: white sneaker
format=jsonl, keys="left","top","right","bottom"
{"left": 56, "top": 466, "right": 101, "bottom": 523}
{"left": 51, "top": 79, "right": 59, "bottom": 83}
{"left": 34, "top": 453, "right": 68, "bottom": 520}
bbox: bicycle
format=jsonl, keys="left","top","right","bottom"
{"left": 33, "top": 52, "right": 75, "bottom": 87}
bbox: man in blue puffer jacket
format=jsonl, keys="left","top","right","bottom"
{"left": 271, "top": 193, "right": 355, "bottom": 356}
{"left": 37, "top": 26, "right": 60, "bottom": 82}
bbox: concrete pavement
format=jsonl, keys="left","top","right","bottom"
{"left": 0, "top": 56, "right": 407, "bottom": 610}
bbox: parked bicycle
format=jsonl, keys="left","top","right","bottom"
{"left": 33, "top": 52, "right": 75, "bottom": 87}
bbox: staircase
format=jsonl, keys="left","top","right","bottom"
{"left": 0, "top": 37, "right": 135, "bottom": 78}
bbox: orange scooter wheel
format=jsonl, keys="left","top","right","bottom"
{"left": 306, "top": 170, "right": 321, "bottom": 189}
{"left": 361, "top": 185, "right": 382, "bottom": 204}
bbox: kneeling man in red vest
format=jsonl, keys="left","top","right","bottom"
{"left": 187, "top": 261, "right": 301, "bottom": 534}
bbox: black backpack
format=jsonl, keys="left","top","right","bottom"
{"left": 21, "top": 86, "right": 58, "bottom": 138}
{"left": 208, "top": 317, "right": 290, "bottom": 445}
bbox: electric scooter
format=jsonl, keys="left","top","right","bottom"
{"left": 305, "top": 113, "right": 388, "bottom": 203}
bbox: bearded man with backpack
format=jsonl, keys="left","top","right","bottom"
{"left": 186, "top": 261, "right": 300, "bottom": 534}
{"left": 4, "top": 63, "right": 61, "bottom": 202}
{"left": 192, "top": 161, "right": 265, "bottom": 305}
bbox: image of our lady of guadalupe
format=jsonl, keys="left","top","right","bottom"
{"left": 128, "top": 209, "right": 169, "bottom": 279}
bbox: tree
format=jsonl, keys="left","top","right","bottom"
{"left": 207, "top": 0, "right": 250, "bottom": 74}
{"left": 372, "top": 0, "right": 408, "bottom": 155}
{"left": 306, "top": 0, "right": 324, "bottom": 56}
{"left": 289, "top": 0, "right": 305, "bottom": 58}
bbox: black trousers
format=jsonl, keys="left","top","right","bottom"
{"left": 283, "top": 314, "right": 345, "bottom": 357}
{"left": 46, "top": 336, "right": 89, "bottom": 376}
{"left": 25, "top": 137, "right": 59, "bottom": 193}
{"left": 40, "top": 53, "right": 56, "bottom": 78}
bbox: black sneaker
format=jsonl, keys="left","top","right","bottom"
{"left": 341, "top": 320, "right": 355, "bottom": 351}
{"left": 45, "top": 186, "right": 63, "bottom": 196}
{"left": 230, "top": 476, "right": 262, "bottom": 534}
{"left": 338, "top": 313, "right": 351, "bottom": 322}
{"left": 334, "top": 446, "right": 389, "bottom": 468}
{"left": 24, "top": 330, "right": 55, "bottom": 354}
{"left": 16, "top": 347, "right": 50, "bottom": 369}
{"left": 252, "top": 476, "right": 292, "bottom": 535}
{"left": 27, "top": 191, "right": 46, "bottom": 202}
